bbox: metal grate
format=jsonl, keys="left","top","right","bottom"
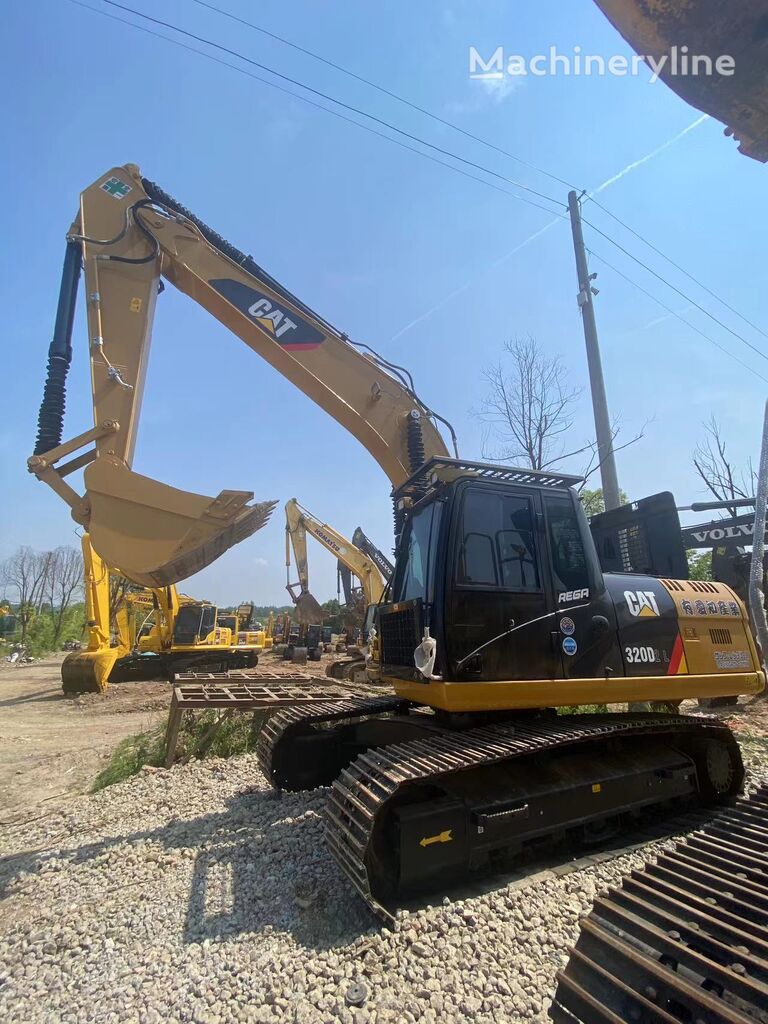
{"left": 617, "top": 523, "right": 651, "bottom": 573}
{"left": 163, "top": 674, "right": 361, "bottom": 767}
{"left": 688, "top": 580, "right": 720, "bottom": 594}
{"left": 709, "top": 628, "right": 733, "bottom": 645}
{"left": 393, "top": 457, "right": 582, "bottom": 503}
{"left": 379, "top": 604, "right": 421, "bottom": 669}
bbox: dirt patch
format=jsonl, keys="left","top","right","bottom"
{"left": 0, "top": 654, "right": 171, "bottom": 823}
{"left": 680, "top": 692, "right": 768, "bottom": 736}
{"left": 0, "top": 648, "right": 352, "bottom": 824}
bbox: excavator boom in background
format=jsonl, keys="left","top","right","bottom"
{"left": 284, "top": 498, "right": 387, "bottom": 618}
{"left": 36, "top": 166, "right": 764, "bottom": 923}
{"left": 284, "top": 498, "right": 388, "bottom": 673}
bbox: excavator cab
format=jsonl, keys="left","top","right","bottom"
{"left": 378, "top": 459, "right": 618, "bottom": 684}
{"left": 172, "top": 603, "right": 218, "bottom": 647}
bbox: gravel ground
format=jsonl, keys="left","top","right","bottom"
{"left": 1, "top": 741, "right": 767, "bottom": 1024}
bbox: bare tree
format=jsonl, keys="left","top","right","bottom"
{"left": 45, "top": 546, "right": 84, "bottom": 645}
{"left": 479, "top": 337, "right": 582, "bottom": 469}
{"left": 693, "top": 417, "right": 755, "bottom": 517}
{"left": 0, "top": 547, "right": 53, "bottom": 645}
{"left": 479, "top": 336, "right": 644, "bottom": 485}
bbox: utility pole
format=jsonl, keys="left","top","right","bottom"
{"left": 567, "top": 190, "right": 621, "bottom": 510}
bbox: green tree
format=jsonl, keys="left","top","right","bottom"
{"left": 580, "top": 487, "right": 628, "bottom": 517}
{"left": 687, "top": 550, "right": 713, "bottom": 581}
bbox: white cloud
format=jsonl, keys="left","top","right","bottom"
{"left": 479, "top": 74, "right": 521, "bottom": 104}
{"left": 447, "top": 71, "right": 523, "bottom": 115}
{"left": 253, "top": 556, "right": 268, "bottom": 567}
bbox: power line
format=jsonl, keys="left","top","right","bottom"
{"left": 66, "top": 0, "right": 565, "bottom": 221}
{"left": 589, "top": 196, "right": 768, "bottom": 343}
{"left": 582, "top": 214, "right": 768, "bottom": 365}
{"left": 96, "top": 0, "right": 564, "bottom": 212}
{"left": 190, "top": 0, "right": 578, "bottom": 192}
{"left": 69, "top": 0, "right": 767, "bottom": 383}
{"left": 192, "top": 0, "right": 766, "bottom": 348}
{"left": 587, "top": 247, "right": 768, "bottom": 386}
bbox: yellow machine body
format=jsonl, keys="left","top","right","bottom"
{"left": 61, "top": 533, "right": 128, "bottom": 693}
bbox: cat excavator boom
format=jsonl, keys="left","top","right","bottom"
{"left": 29, "top": 164, "right": 451, "bottom": 590}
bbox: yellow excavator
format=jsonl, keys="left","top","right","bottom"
{"left": 33, "top": 166, "right": 763, "bottom": 918}
{"left": 285, "top": 499, "right": 387, "bottom": 617}
{"left": 284, "top": 497, "right": 388, "bottom": 675}
{"left": 337, "top": 526, "right": 394, "bottom": 639}
{"left": 62, "top": 533, "right": 266, "bottom": 693}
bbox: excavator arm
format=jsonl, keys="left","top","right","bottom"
{"left": 30, "top": 165, "right": 453, "bottom": 588}
{"left": 61, "top": 532, "right": 189, "bottom": 692}
{"left": 284, "top": 498, "right": 387, "bottom": 623}
{"left": 351, "top": 526, "right": 394, "bottom": 582}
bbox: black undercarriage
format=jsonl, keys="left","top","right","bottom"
{"left": 257, "top": 701, "right": 743, "bottom": 917}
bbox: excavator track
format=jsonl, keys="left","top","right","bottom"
{"left": 258, "top": 705, "right": 743, "bottom": 920}
{"left": 551, "top": 781, "right": 768, "bottom": 1024}
{"left": 256, "top": 695, "right": 411, "bottom": 789}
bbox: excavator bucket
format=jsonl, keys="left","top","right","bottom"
{"left": 592, "top": 0, "right": 768, "bottom": 162}
{"left": 294, "top": 590, "right": 326, "bottom": 625}
{"left": 83, "top": 460, "right": 277, "bottom": 588}
{"left": 61, "top": 648, "right": 121, "bottom": 695}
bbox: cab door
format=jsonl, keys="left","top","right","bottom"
{"left": 447, "top": 482, "right": 562, "bottom": 681}
{"left": 541, "top": 492, "right": 622, "bottom": 679}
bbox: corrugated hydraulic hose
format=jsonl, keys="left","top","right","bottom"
{"left": 34, "top": 240, "right": 81, "bottom": 456}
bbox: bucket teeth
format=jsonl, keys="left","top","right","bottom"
{"left": 83, "top": 459, "right": 277, "bottom": 587}
{"left": 131, "top": 498, "right": 277, "bottom": 588}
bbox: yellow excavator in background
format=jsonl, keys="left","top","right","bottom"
{"left": 284, "top": 498, "right": 388, "bottom": 674}
{"left": 33, "top": 166, "right": 763, "bottom": 920}
{"left": 284, "top": 498, "right": 387, "bottom": 622}
{"left": 61, "top": 533, "right": 266, "bottom": 693}
{"left": 0, "top": 603, "right": 17, "bottom": 641}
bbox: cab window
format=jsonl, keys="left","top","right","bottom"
{"left": 394, "top": 501, "right": 442, "bottom": 603}
{"left": 544, "top": 495, "right": 589, "bottom": 592}
{"left": 456, "top": 489, "right": 540, "bottom": 590}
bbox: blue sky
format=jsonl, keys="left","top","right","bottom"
{"left": 1, "top": 0, "right": 766, "bottom": 607}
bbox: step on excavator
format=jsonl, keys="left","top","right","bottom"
{"left": 32, "top": 166, "right": 764, "bottom": 920}
{"left": 284, "top": 498, "right": 388, "bottom": 677}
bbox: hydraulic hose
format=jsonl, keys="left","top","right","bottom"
{"left": 34, "top": 240, "right": 81, "bottom": 455}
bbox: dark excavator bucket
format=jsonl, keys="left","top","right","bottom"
{"left": 84, "top": 459, "right": 276, "bottom": 588}
{"left": 61, "top": 648, "right": 123, "bottom": 694}
{"left": 294, "top": 590, "right": 326, "bottom": 625}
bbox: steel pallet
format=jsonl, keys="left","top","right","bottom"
{"left": 163, "top": 674, "right": 360, "bottom": 767}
